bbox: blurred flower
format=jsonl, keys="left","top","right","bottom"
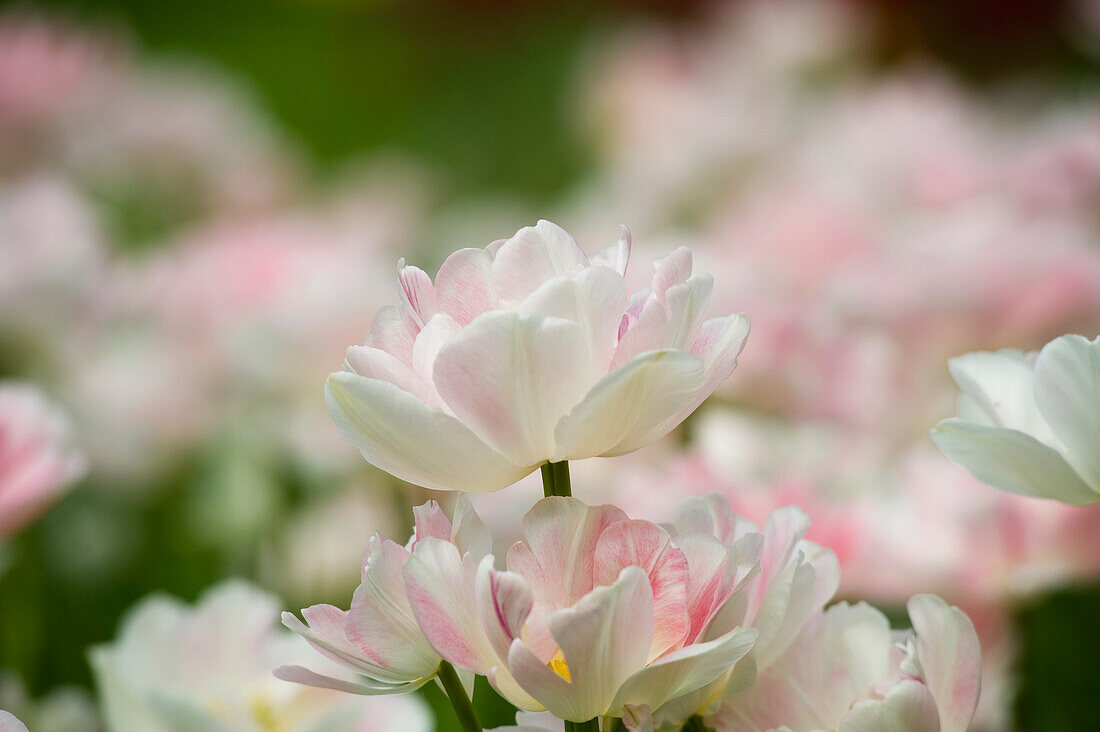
{"left": 0, "top": 674, "right": 100, "bottom": 732}
{"left": 0, "top": 175, "right": 105, "bottom": 336}
{"left": 932, "top": 334, "right": 1100, "bottom": 505}
{"left": 90, "top": 580, "right": 432, "bottom": 732}
{"left": 276, "top": 496, "right": 491, "bottom": 695}
{"left": 0, "top": 10, "right": 127, "bottom": 171}
{"left": 260, "top": 486, "right": 404, "bottom": 606}
{"left": 0, "top": 383, "right": 86, "bottom": 539}
{"left": 713, "top": 594, "right": 982, "bottom": 732}
{"left": 327, "top": 220, "right": 749, "bottom": 492}
{"left": 0, "top": 712, "right": 27, "bottom": 732}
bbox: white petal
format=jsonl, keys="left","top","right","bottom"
{"left": 931, "top": 418, "right": 1098, "bottom": 504}
{"left": 434, "top": 310, "right": 592, "bottom": 466}
{"left": 518, "top": 266, "right": 629, "bottom": 378}
{"left": 947, "top": 349, "right": 1059, "bottom": 444}
{"left": 1033, "top": 334, "right": 1100, "bottom": 492}
{"left": 508, "top": 567, "right": 654, "bottom": 722}
{"left": 553, "top": 349, "right": 705, "bottom": 460}
{"left": 325, "top": 371, "right": 532, "bottom": 492}
{"left": 492, "top": 220, "right": 588, "bottom": 305}
{"left": 840, "top": 680, "right": 942, "bottom": 732}
{"left": 589, "top": 226, "right": 632, "bottom": 276}
{"left": 609, "top": 627, "right": 758, "bottom": 712}
{"left": 907, "top": 595, "right": 981, "bottom": 732}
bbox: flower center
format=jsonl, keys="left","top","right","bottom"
{"left": 548, "top": 649, "right": 571, "bottom": 681}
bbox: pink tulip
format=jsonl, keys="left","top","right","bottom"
{"left": 326, "top": 220, "right": 749, "bottom": 492}
{"left": 401, "top": 493, "right": 834, "bottom": 724}
{"left": 0, "top": 383, "right": 85, "bottom": 539}
{"left": 277, "top": 495, "right": 491, "bottom": 694}
{"left": 713, "top": 594, "right": 982, "bottom": 732}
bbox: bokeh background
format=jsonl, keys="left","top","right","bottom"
{"left": 2, "top": 0, "right": 1100, "bottom": 729}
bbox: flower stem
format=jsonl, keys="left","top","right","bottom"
{"left": 603, "top": 717, "right": 624, "bottom": 732}
{"left": 541, "top": 460, "right": 572, "bottom": 498}
{"left": 682, "top": 715, "right": 712, "bottom": 732}
{"left": 565, "top": 720, "right": 601, "bottom": 732}
{"left": 437, "top": 661, "right": 482, "bottom": 732}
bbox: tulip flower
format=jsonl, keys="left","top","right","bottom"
{"left": 277, "top": 495, "right": 491, "bottom": 694}
{"left": 712, "top": 594, "right": 982, "bottom": 732}
{"left": 0, "top": 382, "right": 86, "bottom": 540}
{"left": 279, "top": 496, "right": 489, "bottom": 730}
{"left": 326, "top": 220, "right": 749, "bottom": 493}
{"left": 399, "top": 494, "right": 830, "bottom": 727}
{"left": 649, "top": 495, "right": 840, "bottom": 726}
{"left": 932, "top": 334, "right": 1100, "bottom": 505}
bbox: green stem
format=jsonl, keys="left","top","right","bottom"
{"left": 682, "top": 715, "right": 711, "bottom": 732}
{"left": 603, "top": 717, "right": 624, "bottom": 732}
{"left": 436, "top": 661, "right": 482, "bottom": 732}
{"left": 564, "top": 720, "right": 601, "bottom": 732}
{"left": 541, "top": 460, "right": 572, "bottom": 498}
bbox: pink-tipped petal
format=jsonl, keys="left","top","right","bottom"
{"left": 594, "top": 519, "right": 690, "bottom": 660}
{"left": 907, "top": 594, "right": 981, "bottom": 732}
{"left": 506, "top": 497, "right": 628, "bottom": 660}
{"left": 344, "top": 540, "right": 442, "bottom": 682}
{"left": 435, "top": 247, "right": 497, "bottom": 325}
{"left": 403, "top": 537, "right": 497, "bottom": 673}
{"left": 273, "top": 664, "right": 420, "bottom": 695}
{"left": 398, "top": 260, "right": 439, "bottom": 330}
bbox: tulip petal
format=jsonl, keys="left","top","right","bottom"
{"left": 403, "top": 537, "right": 498, "bottom": 673}
{"left": 609, "top": 626, "right": 758, "bottom": 713}
{"left": 273, "top": 664, "right": 420, "bottom": 695}
{"left": 344, "top": 540, "right": 442, "bottom": 682}
{"left": 947, "top": 350, "right": 1055, "bottom": 440}
{"left": 506, "top": 498, "right": 628, "bottom": 660}
{"left": 594, "top": 519, "right": 690, "bottom": 660}
{"left": 492, "top": 220, "right": 588, "bottom": 305}
{"left": 1033, "top": 334, "right": 1100, "bottom": 493}
{"left": 840, "top": 679, "right": 942, "bottom": 732}
{"left": 553, "top": 349, "right": 705, "bottom": 460}
{"left": 344, "top": 345, "right": 437, "bottom": 406}
{"left": 589, "top": 226, "right": 631, "bottom": 277}
{"left": 325, "top": 371, "right": 532, "bottom": 492}
{"left": 519, "top": 266, "right": 628, "bottom": 378}
{"left": 363, "top": 305, "right": 416, "bottom": 367}
{"left": 931, "top": 418, "right": 1098, "bottom": 504}
{"left": 433, "top": 310, "right": 592, "bottom": 466}
{"left": 908, "top": 595, "right": 981, "bottom": 732}
{"left": 475, "top": 559, "right": 545, "bottom": 711}
{"left": 508, "top": 567, "right": 654, "bottom": 722}
{"left": 435, "top": 247, "right": 497, "bottom": 325}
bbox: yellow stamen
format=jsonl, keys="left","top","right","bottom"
{"left": 548, "top": 649, "right": 571, "bottom": 681}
